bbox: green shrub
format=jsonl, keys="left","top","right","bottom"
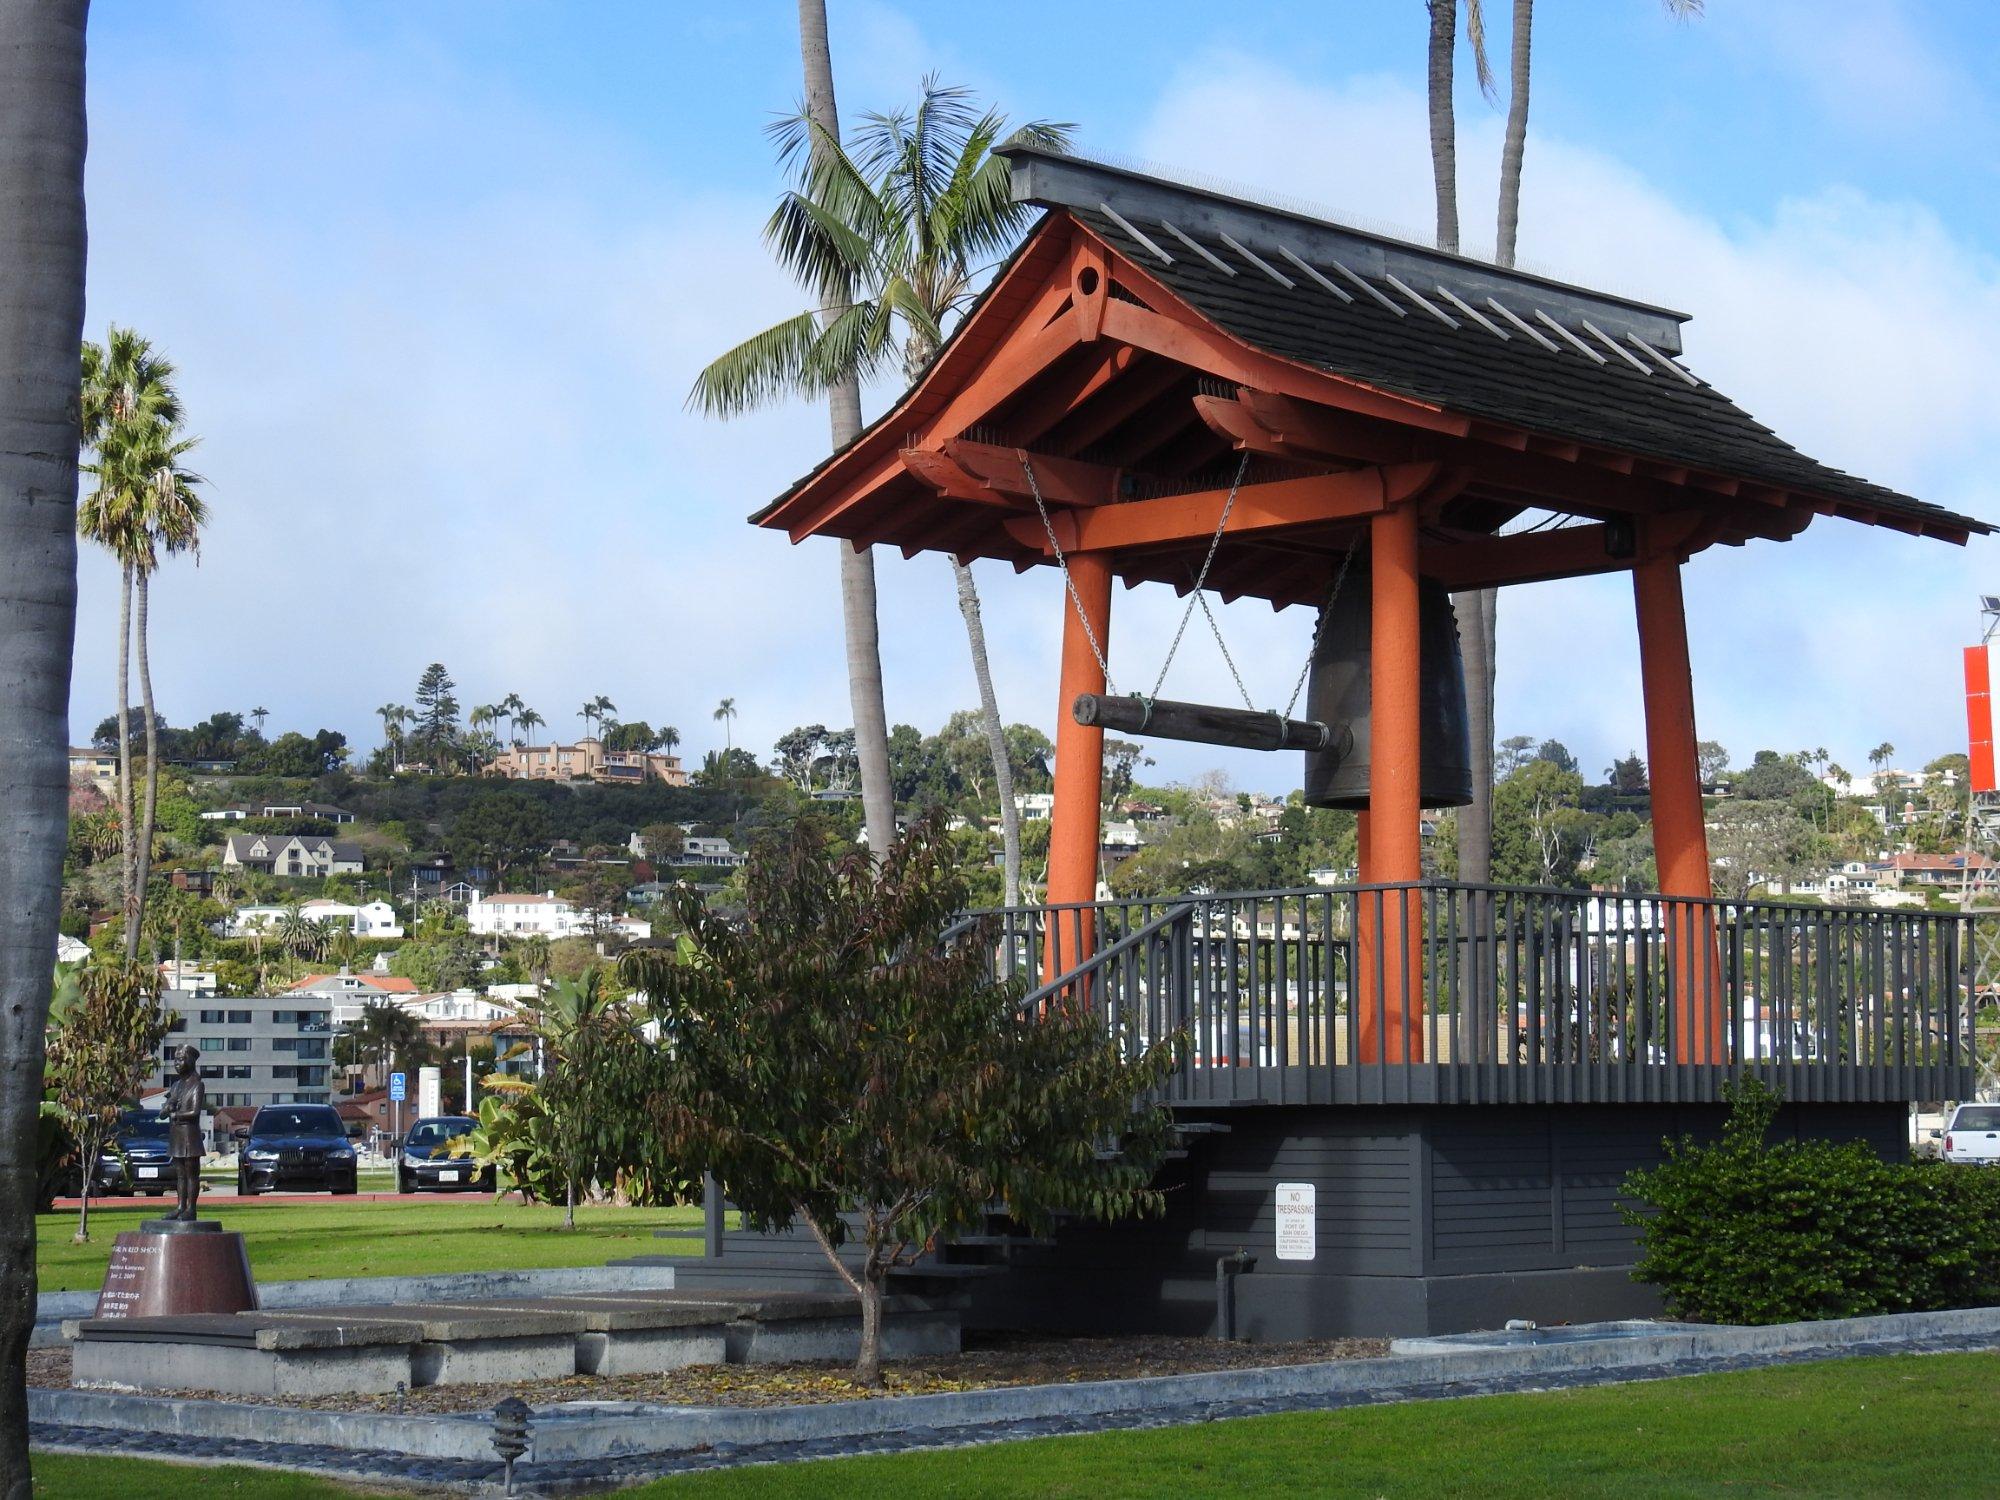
{"left": 1624, "top": 1079, "right": 2000, "bottom": 1324}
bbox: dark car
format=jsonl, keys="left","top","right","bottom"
{"left": 236, "top": 1104, "right": 358, "bottom": 1196}
{"left": 398, "top": 1116, "right": 492, "bottom": 1193}
{"left": 94, "top": 1110, "right": 173, "bottom": 1197}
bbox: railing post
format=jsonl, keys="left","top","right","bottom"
{"left": 702, "top": 1170, "right": 723, "bottom": 1260}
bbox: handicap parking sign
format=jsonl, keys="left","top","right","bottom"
{"left": 389, "top": 1072, "right": 406, "bottom": 1101}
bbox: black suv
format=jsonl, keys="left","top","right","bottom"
{"left": 236, "top": 1104, "right": 358, "bottom": 1196}
{"left": 94, "top": 1110, "right": 173, "bottom": 1197}
{"left": 397, "top": 1116, "right": 493, "bottom": 1193}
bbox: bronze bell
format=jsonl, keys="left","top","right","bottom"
{"left": 1303, "top": 569, "right": 1473, "bottom": 810}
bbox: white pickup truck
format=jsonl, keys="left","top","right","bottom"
{"left": 1942, "top": 1103, "right": 2000, "bottom": 1165}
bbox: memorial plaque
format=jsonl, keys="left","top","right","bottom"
{"left": 1274, "top": 1182, "right": 1316, "bottom": 1261}
{"left": 93, "top": 1222, "right": 258, "bottom": 1320}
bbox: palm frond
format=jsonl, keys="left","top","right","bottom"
{"left": 687, "top": 309, "right": 826, "bottom": 416}
{"left": 764, "top": 189, "right": 878, "bottom": 298}
{"left": 801, "top": 297, "right": 899, "bottom": 392}
{"left": 769, "top": 107, "right": 887, "bottom": 252}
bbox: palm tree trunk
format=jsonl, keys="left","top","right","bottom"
{"left": 116, "top": 559, "right": 134, "bottom": 942}
{"left": 0, "top": 1, "right": 88, "bottom": 1489}
{"left": 1495, "top": 0, "right": 1533, "bottom": 268}
{"left": 1453, "top": 591, "right": 1495, "bottom": 882}
{"left": 1455, "top": 0, "right": 1528, "bottom": 888}
{"left": 130, "top": 569, "right": 160, "bottom": 961}
{"left": 796, "top": 0, "right": 897, "bottom": 861}
{"left": 953, "top": 561, "right": 1021, "bottom": 903}
{"left": 1426, "top": 0, "right": 1460, "bottom": 254}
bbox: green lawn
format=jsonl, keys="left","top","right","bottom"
{"left": 31, "top": 1351, "right": 1997, "bottom": 1498}
{"left": 38, "top": 1200, "right": 701, "bottom": 1291}
{"left": 637, "top": 1351, "right": 2000, "bottom": 1499}
{"left": 32, "top": 1453, "right": 389, "bottom": 1498}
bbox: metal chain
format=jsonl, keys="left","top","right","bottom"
{"left": 1282, "top": 529, "right": 1362, "bottom": 720}
{"left": 1021, "top": 450, "right": 1115, "bottom": 693}
{"left": 1195, "top": 589, "right": 1257, "bottom": 711}
{"left": 1149, "top": 450, "right": 1251, "bottom": 702}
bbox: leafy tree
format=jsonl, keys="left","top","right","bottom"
{"left": 619, "top": 815, "right": 1179, "bottom": 1385}
{"left": 1533, "top": 738, "right": 1578, "bottom": 777}
{"left": 1492, "top": 758, "right": 1591, "bottom": 886}
{"left": 603, "top": 720, "right": 665, "bottom": 753}
{"left": 412, "top": 663, "right": 460, "bottom": 764}
{"left": 1102, "top": 739, "right": 1153, "bottom": 812}
{"left": 45, "top": 959, "right": 173, "bottom": 1242}
{"left": 772, "top": 724, "right": 829, "bottom": 791}
{"left": 1697, "top": 738, "right": 1731, "bottom": 788}
{"left": 1707, "top": 799, "right": 1820, "bottom": 899}
{"left": 1494, "top": 734, "right": 1536, "bottom": 779}
{"left": 1604, "top": 751, "right": 1648, "bottom": 795}
{"left": 237, "top": 729, "right": 346, "bottom": 778}
{"left": 448, "top": 791, "right": 552, "bottom": 888}
{"left": 1731, "top": 749, "right": 1818, "bottom": 803}
{"left": 636, "top": 823, "right": 685, "bottom": 864}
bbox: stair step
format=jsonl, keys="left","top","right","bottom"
{"left": 887, "top": 1262, "right": 1004, "bottom": 1280}
{"left": 947, "top": 1234, "right": 1057, "bottom": 1248}
{"left": 1171, "top": 1121, "right": 1233, "bottom": 1135}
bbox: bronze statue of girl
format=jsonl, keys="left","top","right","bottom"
{"left": 163, "top": 1044, "right": 205, "bottom": 1221}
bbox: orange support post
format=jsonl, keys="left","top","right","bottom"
{"left": 1358, "top": 505, "right": 1424, "bottom": 1064}
{"left": 1046, "top": 551, "right": 1113, "bottom": 979}
{"left": 1634, "top": 542, "right": 1724, "bottom": 1064}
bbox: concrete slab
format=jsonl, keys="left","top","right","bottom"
{"left": 260, "top": 1302, "right": 589, "bottom": 1340}
{"left": 68, "top": 1312, "right": 424, "bottom": 1350}
{"left": 71, "top": 1335, "right": 414, "bottom": 1398}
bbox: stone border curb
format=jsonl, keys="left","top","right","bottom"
{"left": 33, "top": 1264, "right": 678, "bottom": 1347}
{"left": 32, "top": 1303, "right": 2000, "bottom": 1470}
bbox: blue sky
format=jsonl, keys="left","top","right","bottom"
{"left": 77, "top": 1, "right": 2000, "bottom": 790}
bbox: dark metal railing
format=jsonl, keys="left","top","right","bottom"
{"left": 957, "top": 882, "right": 1975, "bottom": 1107}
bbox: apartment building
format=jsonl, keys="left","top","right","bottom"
{"left": 160, "top": 993, "right": 334, "bottom": 1110}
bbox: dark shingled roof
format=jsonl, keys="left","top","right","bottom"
{"left": 1069, "top": 206, "right": 1979, "bottom": 534}
{"left": 1015, "top": 145, "right": 1985, "bottom": 539}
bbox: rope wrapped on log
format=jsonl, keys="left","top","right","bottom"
{"left": 1072, "top": 693, "right": 1351, "bottom": 755}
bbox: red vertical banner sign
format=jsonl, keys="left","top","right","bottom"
{"left": 1965, "top": 645, "right": 1995, "bottom": 794}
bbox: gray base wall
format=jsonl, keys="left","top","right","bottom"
{"left": 675, "top": 1100, "right": 1906, "bottom": 1340}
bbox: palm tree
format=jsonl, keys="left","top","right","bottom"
{"left": 686, "top": 0, "right": 897, "bottom": 859}
{"left": 0, "top": 1, "right": 88, "bottom": 1479}
{"left": 516, "top": 707, "right": 545, "bottom": 748}
{"left": 123, "top": 423, "right": 205, "bottom": 957}
{"left": 497, "top": 691, "right": 524, "bottom": 747}
{"left": 1444, "top": 0, "right": 1704, "bottom": 888}
{"left": 659, "top": 725, "right": 681, "bottom": 763}
{"left": 1870, "top": 742, "right": 1896, "bottom": 775}
{"left": 276, "top": 904, "right": 329, "bottom": 962}
{"left": 693, "top": 82, "right": 1065, "bottom": 900}
{"left": 348, "top": 1001, "right": 423, "bottom": 1092}
{"left": 78, "top": 329, "right": 176, "bottom": 945}
{"left": 376, "top": 703, "right": 412, "bottom": 764}
{"left": 249, "top": 705, "right": 269, "bottom": 738}
{"left": 512, "top": 968, "right": 627, "bottom": 1228}
{"left": 591, "top": 695, "right": 617, "bottom": 736}
{"left": 712, "top": 698, "right": 737, "bottom": 756}
{"left": 577, "top": 700, "right": 597, "bottom": 740}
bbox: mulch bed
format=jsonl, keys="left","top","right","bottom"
{"left": 33, "top": 1330, "right": 1388, "bottom": 1414}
